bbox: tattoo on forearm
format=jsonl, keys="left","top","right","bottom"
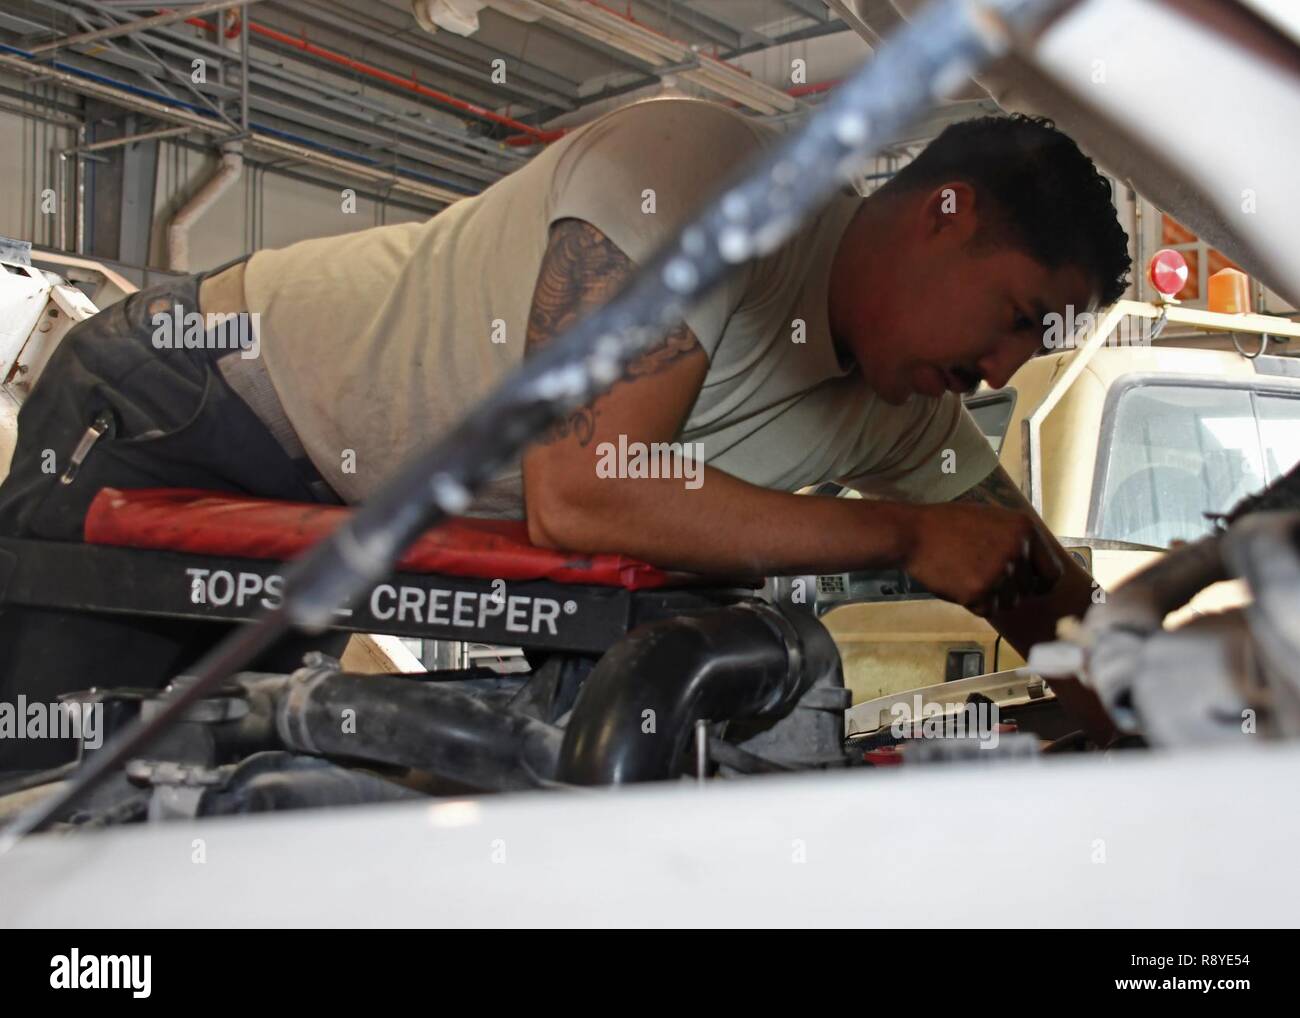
{"left": 525, "top": 219, "right": 700, "bottom": 447}
{"left": 954, "top": 464, "right": 1031, "bottom": 511}
{"left": 547, "top": 408, "right": 597, "bottom": 446}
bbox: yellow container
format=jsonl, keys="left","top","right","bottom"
{"left": 1208, "top": 267, "right": 1251, "bottom": 314}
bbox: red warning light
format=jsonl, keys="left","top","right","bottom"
{"left": 1148, "top": 248, "right": 1189, "bottom": 300}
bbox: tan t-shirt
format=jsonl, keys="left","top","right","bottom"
{"left": 244, "top": 98, "right": 995, "bottom": 517}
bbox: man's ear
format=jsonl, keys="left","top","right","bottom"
{"left": 923, "top": 181, "right": 977, "bottom": 240}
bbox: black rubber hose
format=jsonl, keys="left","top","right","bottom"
{"left": 276, "top": 669, "right": 562, "bottom": 792}
{"left": 557, "top": 603, "right": 838, "bottom": 785}
{"left": 0, "top": 761, "right": 78, "bottom": 798}
{"left": 199, "top": 753, "right": 424, "bottom": 815}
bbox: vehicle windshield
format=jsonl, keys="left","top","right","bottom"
{"left": 965, "top": 391, "right": 1015, "bottom": 454}
{"left": 1094, "top": 383, "right": 1300, "bottom": 548}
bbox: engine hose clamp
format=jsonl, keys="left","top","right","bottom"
{"left": 275, "top": 658, "right": 336, "bottom": 756}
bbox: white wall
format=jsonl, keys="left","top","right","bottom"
{"left": 0, "top": 103, "right": 78, "bottom": 250}
{"left": 0, "top": 73, "right": 434, "bottom": 274}
{"left": 150, "top": 141, "right": 430, "bottom": 272}
{"left": 0, "top": 106, "right": 433, "bottom": 273}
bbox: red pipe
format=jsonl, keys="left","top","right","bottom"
{"left": 787, "top": 79, "right": 839, "bottom": 98}
{"left": 184, "top": 1, "right": 791, "bottom": 148}
{"left": 184, "top": 13, "right": 563, "bottom": 143}
{"left": 502, "top": 133, "right": 550, "bottom": 147}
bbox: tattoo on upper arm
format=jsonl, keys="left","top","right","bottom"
{"left": 953, "top": 464, "right": 1031, "bottom": 511}
{"left": 525, "top": 219, "right": 630, "bottom": 353}
{"left": 526, "top": 219, "right": 701, "bottom": 447}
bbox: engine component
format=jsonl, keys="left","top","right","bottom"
{"left": 1029, "top": 510, "right": 1300, "bottom": 746}
{"left": 1220, "top": 511, "right": 1300, "bottom": 738}
{"left": 0, "top": 604, "right": 843, "bottom": 823}
{"left": 557, "top": 602, "right": 843, "bottom": 784}
{"left": 54, "top": 674, "right": 285, "bottom": 772}
{"left": 275, "top": 654, "right": 563, "bottom": 792}
{"left": 198, "top": 752, "right": 423, "bottom": 816}
{"left": 120, "top": 752, "right": 422, "bottom": 820}
{"left": 721, "top": 665, "right": 851, "bottom": 771}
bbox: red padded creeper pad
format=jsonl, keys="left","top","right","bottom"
{"left": 84, "top": 488, "right": 685, "bottom": 590}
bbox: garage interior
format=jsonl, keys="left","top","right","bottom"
{"left": 1, "top": 1, "right": 900, "bottom": 272}
{"left": 0, "top": 0, "right": 1298, "bottom": 929}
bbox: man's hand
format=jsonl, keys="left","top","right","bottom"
{"left": 942, "top": 463, "right": 1092, "bottom": 655}
{"left": 943, "top": 464, "right": 1118, "bottom": 745}
{"left": 904, "top": 501, "right": 1064, "bottom": 616}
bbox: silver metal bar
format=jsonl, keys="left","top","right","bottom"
{"left": 75, "top": 123, "right": 85, "bottom": 253}
{"left": 782, "top": 0, "right": 832, "bottom": 22}
{"left": 239, "top": 5, "right": 249, "bottom": 134}
{"left": 70, "top": 0, "right": 244, "bottom": 131}
{"left": 30, "top": 0, "right": 519, "bottom": 176}
{"left": 284, "top": 0, "right": 579, "bottom": 110}
{"left": 823, "top": 0, "right": 885, "bottom": 47}
{"left": 246, "top": 85, "right": 500, "bottom": 184}
{"left": 521, "top": 17, "right": 852, "bottom": 125}
{"left": 0, "top": 95, "right": 82, "bottom": 127}
{"left": 81, "top": 9, "right": 507, "bottom": 158}
{"left": 58, "top": 149, "right": 68, "bottom": 251}
{"left": 635, "top": 0, "right": 757, "bottom": 50}
{"left": 28, "top": 0, "right": 266, "bottom": 54}
{"left": 0, "top": 48, "right": 462, "bottom": 204}
{"left": 80, "top": 123, "right": 190, "bottom": 151}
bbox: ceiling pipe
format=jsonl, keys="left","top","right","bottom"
{"left": 500, "top": 74, "right": 840, "bottom": 145}
{"left": 184, "top": 12, "right": 564, "bottom": 143}
{"left": 20, "top": 3, "right": 472, "bottom": 171}
{"left": 788, "top": 79, "right": 839, "bottom": 98}
{"left": 29, "top": 0, "right": 267, "bottom": 54}
{"left": 0, "top": 43, "right": 462, "bottom": 204}
{"left": 167, "top": 143, "right": 243, "bottom": 272}
{"left": 524, "top": 0, "right": 798, "bottom": 114}
{"left": 97, "top": 12, "right": 517, "bottom": 178}
{"left": 516, "top": 15, "right": 849, "bottom": 124}
{"left": 277, "top": 1, "right": 577, "bottom": 113}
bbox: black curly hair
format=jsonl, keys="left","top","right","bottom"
{"left": 883, "top": 114, "right": 1131, "bottom": 306}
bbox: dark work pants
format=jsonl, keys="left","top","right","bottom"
{"left": 0, "top": 264, "right": 345, "bottom": 771}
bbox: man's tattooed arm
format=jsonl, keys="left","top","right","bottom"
{"left": 953, "top": 463, "right": 1034, "bottom": 512}
{"left": 954, "top": 463, "right": 1079, "bottom": 595}
{"left": 525, "top": 218, "right": 702, "bottom": 447}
